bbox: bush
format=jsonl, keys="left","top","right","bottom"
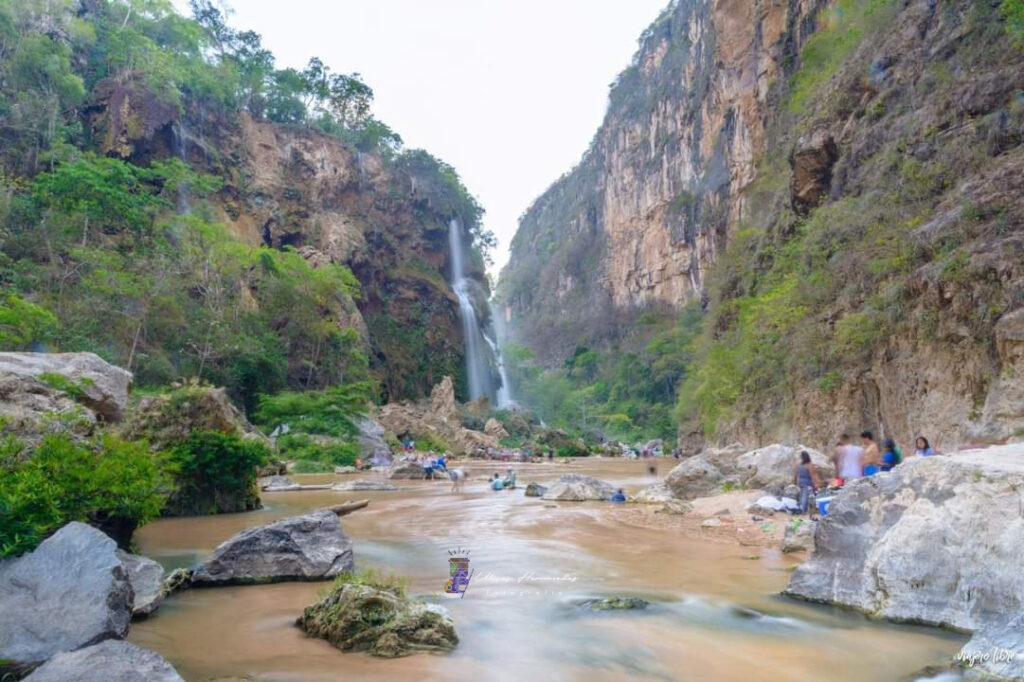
{"left": 278, "top": 433, "right": 359, "bottom": 472}
{"left": 0, "top": 434, "right": 168, "bottom": 557}
{"left": 164, "top": 431, "right": 268, "bottom": 516}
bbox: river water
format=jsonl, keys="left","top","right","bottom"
{"left": 131, "top": 460, "right": 964, "bottom": 681}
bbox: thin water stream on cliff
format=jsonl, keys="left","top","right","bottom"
{"left": 131, "top": 460, "right": 964, "bottom": 681}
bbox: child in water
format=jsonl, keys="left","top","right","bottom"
{"left": 491, "top": 474, "right": 503, "bottom": 491}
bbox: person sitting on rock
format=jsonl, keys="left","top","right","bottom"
{"left": 610, "top": 489, "right": 626, "bottom": 503}
{"left": 881, "top": 439, "right": 902, "bottom": 472}
{"left": 914, "top": 436, "right": 935, "bottom": 457}
{"left": 861, "top": 431, "right": 882, "bottom": 476}
{"left": 793, "top": 451, "right": 822, "bottom": 514}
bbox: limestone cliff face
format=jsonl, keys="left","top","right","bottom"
{"left": 87, "top": 93, "right": 485, "bottom": 401}
{"left": 499, "top": 0, "right": 828, "bottom": 362}
{"left": 500, "top": 0, "right": 1024, "bottom": 449}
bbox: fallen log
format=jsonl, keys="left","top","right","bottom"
{"left": 325, "top": 499, "right": 369, "bottom": 517}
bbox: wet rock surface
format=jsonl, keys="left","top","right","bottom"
{"left": 298, "top": 582, "right": 458, "bottom": 657}
{"left": 23, "top": 640, "right": 184, "bottom": 682}
{"left": 192, "top": 510, "right": 354, "bottom": 585}
{"left": 541, "top": 474, "right": 615, "bottom": 501}
{"left": 117, "top": 549, "right": 165, "bottom": 618}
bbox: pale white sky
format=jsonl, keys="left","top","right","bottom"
{"left": 192, "top": 1, "right": 669, "bottom": 274}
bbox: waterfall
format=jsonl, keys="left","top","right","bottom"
{"left": 448, "top": 218, "right": 513, "bottom": 408}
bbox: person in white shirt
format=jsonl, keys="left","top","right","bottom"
{"left": 837, "top": 433, "right": 864, "bottom": 481}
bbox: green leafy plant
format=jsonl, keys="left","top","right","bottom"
{"left": 164, "top": 431, "right": 269, "bottom": 516}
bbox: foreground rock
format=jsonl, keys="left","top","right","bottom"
{"left": 958, "top": 613, "right": 1024, "bottom": 680}
{"left": 0, "top": 352, "right": 132, "bottom": 422}
{"left": 23, "top": 640, "right": 184, "bottom": 682}
{"left": 117, "top": 550, "right": 165, "bottom": 618}
{"left": 333, "top": 480, "right": 397, "bottom": 491}
{"left": 298, "top": 581, "right": 458, "bottom": 657}
{"left": 577, "top": 597, "right": 649, "bottom": 611}
{"left": 192, "top": 510, "right": 354, "bottom": 585}
{"left": 0, "top": 523, "right": 132, "bottom": 668}
{"left": 541, "top": 474, "right": 615, "bottom": 501}
{"left": 524, "top": 482, "right": 547, "bottom": 497}
{"left": 786, "top": 445, "right": 1024, "bottom": 633}
{"left": 781, "top": 519, "right": 816, "bottom": 554}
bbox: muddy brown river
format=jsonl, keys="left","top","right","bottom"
{"left": 131, "top": 460, "right": 964, "bottom": 681}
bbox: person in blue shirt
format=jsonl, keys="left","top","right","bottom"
{"left": 610, "top": 489, "right": 626, "bottom": 503}
{"left": 881, "top": 439, "right": 902, "bottom": 472}
{"left": 490, "top": 474, "right": 503, "bottom": 491}
{"left": 914, "top": 436, "right": 935, "bottom": 456}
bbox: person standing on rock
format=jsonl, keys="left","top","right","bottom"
{"left": 836, "top": 433, "right": 864, "bottom": 483}
{"left": 793, "top": 451, "right": 823, "bottom": 513}
{"left": 861, "top": 431, "right": 881, "bottom": 476}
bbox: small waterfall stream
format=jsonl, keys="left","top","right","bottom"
{"left": 448, "top": 218, "right": 512, "bottom": 407}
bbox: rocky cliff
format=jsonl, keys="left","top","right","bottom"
{"left": 499, "top": 0, "right": 1023, "bottom": 449}
{"left": 86, "top": 83, "right": 488, "bottom": 402}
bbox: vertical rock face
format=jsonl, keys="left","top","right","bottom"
{"left": 499, "top": 0, "right": 827, "bottom": 362}
{"left": 0, "top": 523, "right": 133, "bottom": 668}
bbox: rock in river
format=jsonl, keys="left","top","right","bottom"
{"left": 524, "top": 482, "right": 547, "bottom": 497}
{"left": 298, "top": 581, "right": 458, "bottom": 657}
{"left": 541, "top": 474, "right": 615, "bottom": 501}
{"left": 785, "top": 445, "right": 1024, "bottom": 632}
{"left": 23, "top": 640, "right": 184, "bottom": 682}
{"left": 577, "top": 597, "right": 649, "bottom": 611}
{"left": 389, "top": 457, "right": 427, "bottom": 480}
{"left": 192, "top": 510, "right": 354, "bottom": 585}
{"left": 333, "top": 480, "right": 398, "bottom": 491}
{"left": 116, "top": 549, "right": 165, "bottom": 618}
{"left": 0, "top": 522, "right": 133, "bottom": 669}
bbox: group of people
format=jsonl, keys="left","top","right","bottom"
{"left": 793, "top": 431, "right": 938, "bottom": 513}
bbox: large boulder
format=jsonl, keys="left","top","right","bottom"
{"left": 0, "top": 352, "right": 132, "bottom": 422}
{"left": 120, "top": 384, "right": 266, "bottom": 448}
{"left": 192, "top": 510, "right": 354, "bottom": 585}
{"left": 541, "top": 474, "right": 615, "bottom": 501}
{"left": 389, "top": 457, "right": 427, "bottom": 480}
{"left": 0, "top": 372, "right": 94, "bottom": 444}
{"left": 781, "top": 519, "right": 817, "bottom": 554}
{"left": 736, "top": 444, "right": 830, "bottom": 492}
{"left": 785, "top": 445, "right": 1024, "bottom": 632}
{"left": 23, "top": 640, "right": 184, "bottom": 682}
{"left": 0, "top": 523, "right": 133, "bottom": 669}
{"left": 664, "top": 455, "right": 724, "bottom": 500}
{"left": 298, "top": 582, "right": 458, "bottom": 657}
{"left": 633, "top": 483, "right": 675, "bottom": 504}
{"left": 356, "top": 417, "right": 393, "bottom": 466}
{"left": 333, "top": 480, "right": 398, "bottom": 491}
{"left": 524, "top": 482, "right": 547, "bottom": 497}
{"left": 429, "top": 376, "right": 459, "bottom": 423}
{"left": 958, "top": 613, "right": 1024, "bottom": 680}
{"left": 484, "top": 418, "right": 510, "bottom": 440}
{"left": 116, "top": 550, "right": 165, "bottom": 618}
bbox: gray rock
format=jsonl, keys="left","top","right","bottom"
{"left": 332, "top": 480, "right": 398, "bottom": 491}
{"left": 960, "top": 613, "right": 1024, "bottom": 680}
{"left": 259, "top": 475, "right": 297, "bottom": 490}
{"left": 656, "top": 500, "right": 693, "bottom": 515}
{"left": 632, "top": 482, "right": 675, "bottom": 503}
{"left": 0, "top": 352, "right": 132, "bottom": 422}
{"left": 389, "top": 458, "right": 426, "bottom": 480}
{"left": 357, "top": 417, "right": 392, "bottom": 466}
{"left": 524, "top": 482, "right": 547, "bottom": 497}
{"left": 192, "top": 510, "right": 354, "bottom": 585}
{"left": 116, "top": 550, "right": 165, "bottom": 618}
{"left": 781, "top": 519, "right": 817, "bottom": 554}
{"left": 736, "top": 444, "right": 830, "bottom": 491}
{"left": 23, "top": 640, "right": 184, "bottom": 682}
{"left": 664, "top": 455, "right": 723, "bottom": 500}
{"left": 701, "top": 518, "right": 722, "bottom": 528}
{"left": 785, "top": 445, "right": 1024, "bottom": 632}
{"left": 0, "top": 523, "right": 132, "bottom": 668}
{"left": 541, "top": 474, "right": 615, "bottom": 501}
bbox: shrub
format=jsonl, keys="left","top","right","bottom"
{"left": 164, "top": 431, "right": 269, "bottom": 516}
{"left": 0, "top": 434, "right": 168, "bottom": 557}
{"left": 278, "top": 433, "right": 359, "bottom": 472}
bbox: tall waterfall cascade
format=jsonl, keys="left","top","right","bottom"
{"left": 448, "top": 219, "right": 512, "bottom": 407}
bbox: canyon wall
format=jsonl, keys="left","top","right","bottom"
{"left": 498, "top": 0, "right": 1023, "bottom": 450}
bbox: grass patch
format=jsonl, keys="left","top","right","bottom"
{"left": 331, "top": 568, "right": 408, "bottom": 597}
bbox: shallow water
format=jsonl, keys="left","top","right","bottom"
{"left": 131, "top": 460, "right": 965, "bottom": 681}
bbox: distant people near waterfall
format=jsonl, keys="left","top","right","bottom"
{"left": 914, "top": 436, "right": 935, "bottom": 456}
{"left": 861, "top": 431, "right": 882, "bottom": 476}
